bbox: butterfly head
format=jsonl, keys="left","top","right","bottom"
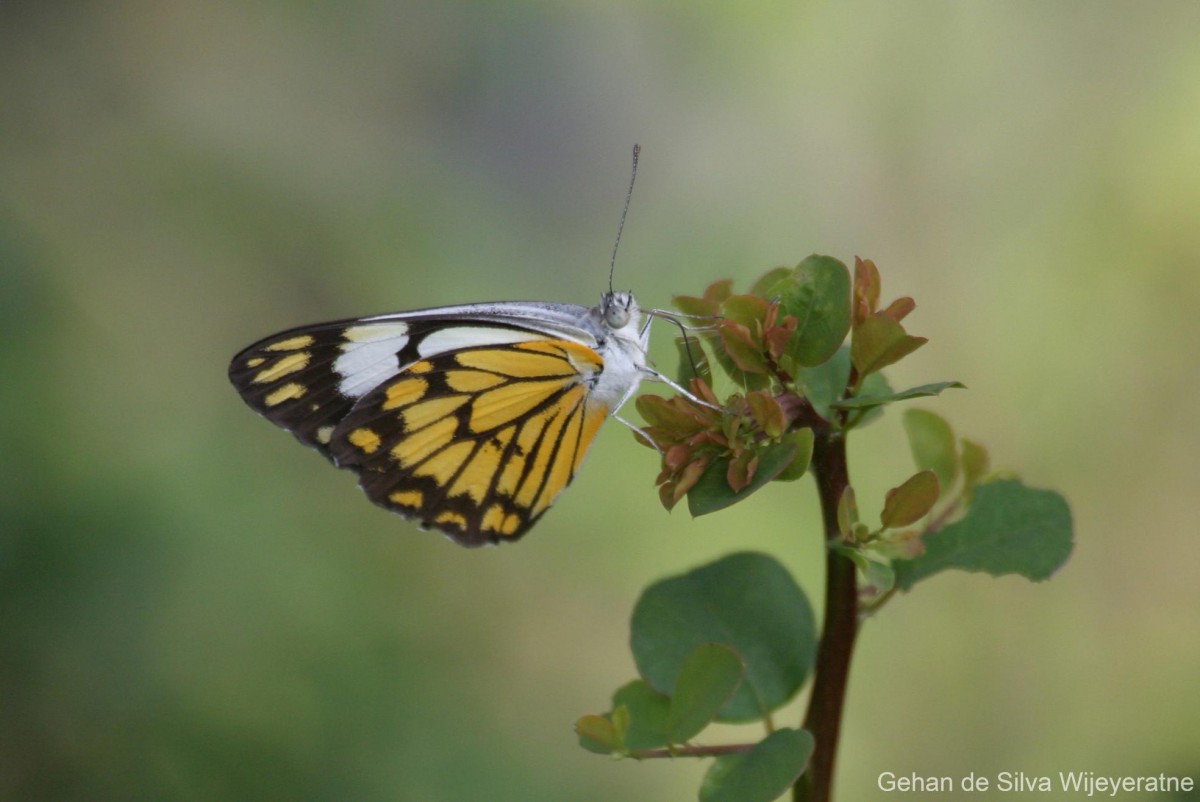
{"left": 598, "top": 290, "right": 639, "bottom": 333}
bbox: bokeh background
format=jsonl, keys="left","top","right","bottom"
{"left": 3, "top": 3, "right": 1199, "bottom": 800}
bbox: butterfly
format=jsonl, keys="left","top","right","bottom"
{"left": 228, "top": 291, "right": 706, "bottom": 546}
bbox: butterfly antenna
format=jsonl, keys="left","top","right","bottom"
{"left": 609, "top": 143, "right": 640, "bottom": 296}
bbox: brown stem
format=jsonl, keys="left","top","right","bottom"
{"left": 793, "top": 429, "right": 858, "bottom": 802}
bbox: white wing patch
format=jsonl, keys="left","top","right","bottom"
{"left": 415, "top": 326, "right": 551, "bottom": 357}
{"left": 333, "top": 322, "right": 411, "bottom": 398}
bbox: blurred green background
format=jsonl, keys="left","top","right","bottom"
{"left": 3, "top": 3, "right": 1199, "bottom": 800}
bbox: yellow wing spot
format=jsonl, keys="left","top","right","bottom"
{"left": 348, "top": 427, "right": 382, "bottom": 454}
{"left": 482, "top": 504, "right": 507, "bottom": 533}
{"left": 513, "top": 340, "right": 565, "bottom": 355}
{"left": 253, "top": 351, "right": 310, "bottom": 383}
{"left": 406, "top": 360, "right": 434, "bottom": 374}
{"left": 558, "top": 340, "right": 605, "bottom": 375}
{"left": 382, "top": 377, "right": 428, "bottom": 411}
{"left": 392, "top": 416, "right": 458, "bottom": 467}
{"left": 481, "top": 505, "right": 523, "bottom": 537}
{"left": 513, "top": 415, "right": 561, "bottom": 507}
{"left": 389, "top": 490, "right": 423, "bottom": 508}
{"left": 496, "top": 413, "right": 550, "bottom": 497}
{"left": 265, "top": 382, "right": 306, "bottom": 406}
{"left": 472, "top": 426, "right": 515, "bottom": 495}
{"left": 316, "top": 425, "right": 334, "bottom": 445}
{"left": 343, "top": 322, "right": 408, "bottom": 342}
{"left": 574, "top": 403, "right": 608, "bottom": 473}
{"left": 414, "top": 441, "right": 475, "bottom": 484}
{"left": 496, "top": 452, "right": 526, "bottom": 499}
{"left": 402, "top": 395, "right": 469, "bottom": 432}
{"left": 434, "top": 511, "right": 468, "bottom": 531}
{"left": 520, "top": 386, "right": 583, "bottom": 515}
{"left": 516, "top": 339, "right": 605, "bottom": 376}
{"left": 245, "top": 357, "right": 265, "bottom": 368}
{"left": 448, "top": 428, "right": 512, "bottom": 503}
{"left": 444, "top": 370, "right": 505, "bottom": 393}
{"left": 536, "top": 390, "right": 586, "bottom": 515}
{"left": 456, "top": 348, "right": 575, "bottom": 379}
{"left": 266, "top": 335, "right": 315, "bottom": 351}
{"left": 491, "top": 425, "right": 517, "bottom": 453}
{"left": 470, "top": 378, "right": 569, "bottom": 433}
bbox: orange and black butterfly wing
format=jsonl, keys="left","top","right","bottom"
{"left": 327, "top": 339, "right": 610, "bottom": 546}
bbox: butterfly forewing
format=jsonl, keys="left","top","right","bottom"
{"left": 228, "top": 319, "right": 411, "bottom": 457}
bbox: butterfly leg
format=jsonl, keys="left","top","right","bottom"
{"left": 612, "top": 413, "right": 663, "bottom": 454}
{"left": 637, "top": 366, "right": 722, "bottom": 411}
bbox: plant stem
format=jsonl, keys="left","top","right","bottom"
{"left": 794, "top": 429, "right": 858, "bottom": 802}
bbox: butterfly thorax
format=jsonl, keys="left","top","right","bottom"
{"left": 579, "top": 291, "right": 648, "bottom": 413}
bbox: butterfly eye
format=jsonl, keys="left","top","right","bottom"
{"left": 604, "top": 295, "right": 631, "bottom": 329}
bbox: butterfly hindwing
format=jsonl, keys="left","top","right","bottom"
{"left": 329, "top": 339, "right": 610, "bottom": 546}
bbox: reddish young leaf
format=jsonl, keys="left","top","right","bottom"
{"left": 853, "top": 257, "right": 881, "bottom": 326}
{"left": 727, "top": 449, "right": 758, "bottom": 493}
{"left": 746, "top": 391, "right": 786, "bottom": 438}
{"left": 721, "top": 294, "right": 770, "bottom": 329}
{"left": 880, "top": 470, "right": 940, "bottom": 529}
{"left": 850, "top": 314, "right": 927, "bottom": 377}
{"left": 719, "top": 322, "right": 770, "bottom": 374}
{"left": 879, "top": 296, "right": 916, "bottom": 323}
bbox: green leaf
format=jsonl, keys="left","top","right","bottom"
{"left": 575, "top": 714, "right": 622, "bottom": 754}
{"left": 750, "top": 266, "right": 794, "bottom": 298}
{"left": 666, "top": 644, "right": 745, "bottom": 744}
{"left": 829, "top": 541, "right": 868, "bottom": 570}
{"left": 773, "top": 428, "right": 815, "bottom": 481}
{"left": 795, "top": 347, "right": 890, "bottom": 427}
{"left": 831, "top": 543, "right": 896, "bottom": 593}
{"left": 612, "top": 680, "right": 671, "bottom": 751}
{"left": 894, "top": 480, "right": 1074, "bottom": 589}
{"left": 880, "top": 470, "right": 940, "bottom": 529}
{"left": 687, "top": 441, "right": 797, "bottom": 517}
{"left": 850, "top": 314, "right": 926, "bottom": 377}
{"left": 902, "top": 409, "right": 959, "bottom": 495}
{"left": 762, "top": 255, "right": 851, "bottom": 367}
{"left": 961, "top": 437, "right": 990, "bottom": 489}
{"left": 862, "top": 558, "right": 895, "bottom": 594}
{"left": 795, "top": 346, "right": 850, "bottom": 420}
{"left": 851, "top": 369, "right": 891, "bottom": 428}
{"left": 631, "top": 553, "right": 816, "bottom": 721}
{"left": 836, "top": 486, "right": 858, "bottom": 537}
{"left": 832, "top": 381, "right": 965, "bottom": 410}
{"left": 699, "top": 729, "right": 815, "bottom": 802}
